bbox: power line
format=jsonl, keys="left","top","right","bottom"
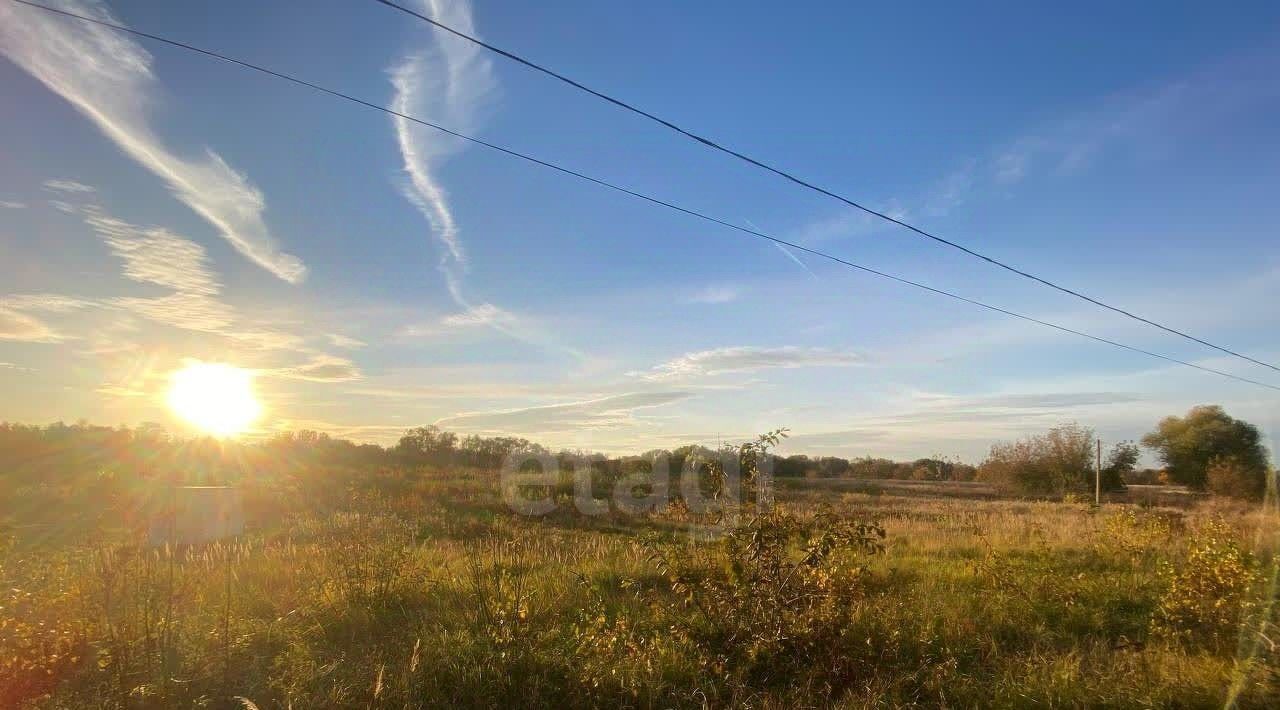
{"left": 8, "top": 0, "right": 1280, "bottom": 394}
{"left": 368, "top": 0, "right": 1280, "bottom": 375}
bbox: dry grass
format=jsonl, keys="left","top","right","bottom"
{"left": 3, "top": 470, "right": 1279, "bottom": 708}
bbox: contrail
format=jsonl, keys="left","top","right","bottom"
{"left": 745, "top": 218, "right": 820, "bottom": 280}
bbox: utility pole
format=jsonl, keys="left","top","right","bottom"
{"left": 1095, "top": 438, "right": 1102, "bottom": 506}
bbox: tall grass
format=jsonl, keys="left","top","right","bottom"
{"left": 3, "top": 470, "right": 1279, "bottom": 708}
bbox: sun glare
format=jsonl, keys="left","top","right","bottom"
{"left": 166, "top": 362, "right": 262, "bottom": 437}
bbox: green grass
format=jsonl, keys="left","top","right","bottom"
{"left": 3, "top": 471, "right": 1279, "bottom": 708}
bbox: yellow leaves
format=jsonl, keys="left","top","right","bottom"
{"left": 1151, "top": 516, "right": 1262, "bottom": 649}
{"left": 1099, "top": 507, "right": 1181, "bottom": 558}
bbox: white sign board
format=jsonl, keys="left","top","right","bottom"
{"left": 149, "top": 486, "right": 244, "bottom": 546}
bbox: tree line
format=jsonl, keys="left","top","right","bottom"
{"left": 975, "top": 405, "right": 1272, "bottom": 500}
{"left": 0, "top": 404, "right": 1271, "bottom": 514}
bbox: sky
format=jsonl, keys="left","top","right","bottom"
{"left": 2, "top": 0, "right": 1279, "bottom": 463}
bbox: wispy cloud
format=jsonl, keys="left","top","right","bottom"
{"left": 920, "top": 163, "right": 975, "bottom": 217}
{"left": 1, "top": 0, "right": 305, "bottom": 282}
{"left": 789, "top": 199, "right": 910, "bottom": 246}
{"left": 80, "top": 205, "right": 238, "bottom": 332}
{"left": 388, "top": 0, "right": 495, "bottom": 297}
{"left": 2, "top": 205, "right": 320, "bottom": 358}
{"left": 993, "top": 148, "right": 1029, "bottom": 184}
{"left": 0, "top": 307, "right": 66, "bottom": 343}
{"left": 636, "top": 345, "right": 866, "bottom": 381}
{"left": 990, "top": 47, "right": 1280, "bottom": 184}
{"left": 442, "top": 302, "right": 515, "bottom": 327}
{"left": 384, "top": 1, "right": 585, "bottom": 359}
{"left": 390, "top": 55, "right": 464, "bottom": 274}
{"left": 874, "top": 261, "right": 1280, "bottom": 370}
{"left": 397, "top": 302, "right": 515, "bottom": 337}
{"left": 0, "top": 294, "right": 93, "bottom": 312}
{"left": 326, "top": 333, "right": 366, "bottom": 349}
{"left": 95, "top": 383, "right": 145, "bottom": 398}
{"left": 438, "top": 391, "right": 695, "bottom": 433}
{"left": 689, "top": 284, "right": 742, "bottom": 304}
{"left": 0, "top": 200, "right": 26, "bottom": 209}
{"left": 2, "top": 293, "right": 91, "bottom": 348}
{"left": 263, "top": 418, "right": 410, "bottom": 443}
{"left": 42, "top": 178, "right": 95, "bottom": 194}
{"left": 0, "top": 361, "right": 36, "bottom": 372}
{"left": 791, "top": 44, "right": 1280, "bottom": 247}
{"left": 790, "top": 165, "right": 972, "bottom": 247}
{"left": 111, "top": 292, "right": 236, "bottom": 332}
{"left": 783, "top": 389, "right": 1145, "bottom": 460}
{"left": 911, "top": 390, "right": 1142, "bottom": 411}
{"left": 274, "top": 355, "right": 363, "bottom": 383}
{"left": 227, "top": 328, "right": 308, "bottom": 352}
{"left": 86, "top": 209, "right": 221, "bottom": 295}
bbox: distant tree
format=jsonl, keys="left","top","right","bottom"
{"left": 951, "top": 462, "right": 979, "bottom": 482}
{"left": 396, "top": 425, "right": 458, "bottom": 464}
{"left": 1123, "top": 467, "right": 1163, "bottom": 485}
{"left": 669, "top": 444, "right": 715, "bottom": 479}
{"left": 846, "top": 457, "right": 887, "bottom": 479}
{"left": 773, "top": 454, "right": 812, "bottom": 478}
{"left": 977, "top": 423, "right": 1110, "bottom": 496}
{"left": 1100, "top": 441, "right": 1138, "bottom": 491}
{"left": 1141, "top": 406, "right": 1269, "bottom": 490}
{"left": 815, "top": 456, "right": 851, "bottom": 478}
{"left": 910, "top": 458, "right": 943, "bottom": 481}
{"left": 907, "top": 456, "right": 973, "bottom": 482}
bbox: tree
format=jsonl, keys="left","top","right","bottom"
{"left": 396, "top": 425, "right": 458, "bottom": 464}
{"left": 1101, "top": 441, "right": 1138, "bottom": 491}
{"left": 1141, "top": 406, "right": 1269, "bottom": 490}
{"left": 773, "top": 454, "right": 811, "bottom": 478}
{"left": 977, "top": 423, "right": 1105, "bottom": 496}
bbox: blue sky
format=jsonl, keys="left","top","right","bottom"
{"left": 2, "top": 0, "right": 1278, "bottom": 462}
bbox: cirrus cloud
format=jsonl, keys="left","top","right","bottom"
{"left": 1, "top": 0, "right": 305, "bottom": 282}
{"left": 438, "top": 391, "right": 695, "bottom": 434}
{"left": 689, "top": 284, "right": 742, "bottom": 304}
{"left": 0, "top": 307, "right": 66, "bottom": 343}
{"left": 273, "top": 355, "right": 363, "bottom": 383}
{"left": 388, "top": 0, "right": 496, "bottom": 292}
{"left": 42, "top": 178, "right": 96, "bottom": 194}
{"left": 636, "top": 346, "right": 867, "bottom": 381}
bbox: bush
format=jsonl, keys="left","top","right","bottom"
{"left": 1151, "top": 518, "right": 1262, "bottom": 650}
{"left": 1100, "top": 507, "right": 1181, "bottom": 556}
{"left": 978, "top": 423, "right": 1102, "bottom": 496}
{"left": 1101, "top": 441, "right": 1138, "bottom": 491}
{"left": 641, "top": 511, "right": 885, "bottom": 689}
{"left": 1204, "top": 455, "right": 1268, "bottom": 501}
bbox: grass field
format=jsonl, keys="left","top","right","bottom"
{"left": 3, "top": 469, "right": 1279, "bottom": 708}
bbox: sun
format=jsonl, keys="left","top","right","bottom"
{"left": 166, "top": 362, "right": 262, "bottom": 436}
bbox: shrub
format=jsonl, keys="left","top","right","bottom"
{"left": 978, "top": 423, "right": 1101, "bottom": 496}
{"left": 1101, "top": 441, "right": 1138, "bottom": 491}
{"left": 642, "top": 510, "right": 885, "bottom": 688}
{"left": 1100, "top": 507, "right": 1181, "bottom": 556}
{"left": 0, "top": 549, "right": 85, "bottom": 706}
{"left": 1204, "top": 455, "right": 1268, "bottom": 501}
{"left": 1152, "top": 518, "right": 1262, "bottom": 649}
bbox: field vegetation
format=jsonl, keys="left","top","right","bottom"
{"left": 1, "top": 407, "right": 1277, "bottom": 708}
